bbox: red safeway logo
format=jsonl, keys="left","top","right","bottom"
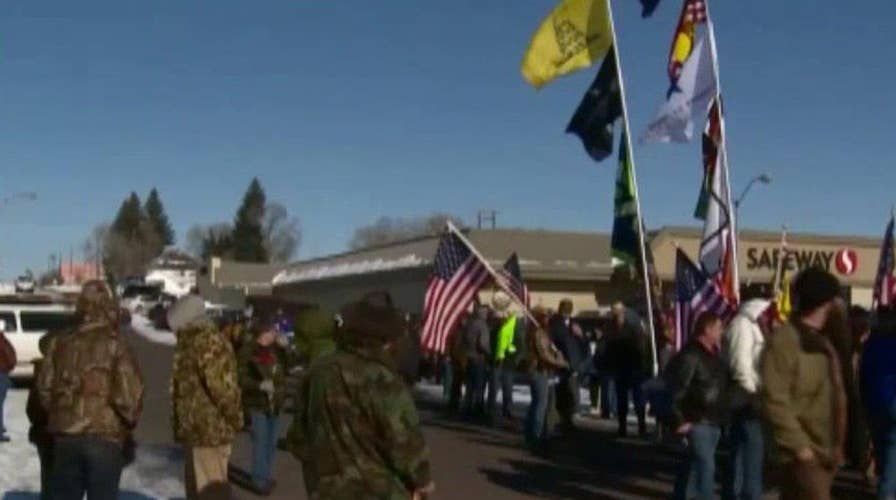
{"left": 835, "top": 249, "right": 858, "bottom": 276}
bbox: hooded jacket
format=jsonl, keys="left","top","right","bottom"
{"left": 37, "top": 283, "right": 144, "bottom": 445}
{"left": 724, "top": 299, "right": 769, "bottom": 395}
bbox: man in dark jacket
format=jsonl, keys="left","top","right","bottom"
{"left": 463, "top": 305, "right": 491, "bottom": 417}
{"left": 550, "top": 299, "right": 585, "bottom": 431}
{"left": 0, "top": 319, "right": 15, "bottom": 443}
{"left": 605, "top": 302, "right": 650, "bottom": 437}
{"left": 665, "top": 311, "right": 728, "bottom": 500}
{"left": 38, "top": 281, "right": 145, "bottom": 500}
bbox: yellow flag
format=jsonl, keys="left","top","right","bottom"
{"left": 777, "top": 273, "right": 792, "bottom": 321}
{"left": 521, "top": 0, "right": 613, "bottom": 89}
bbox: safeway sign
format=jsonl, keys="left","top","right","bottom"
{"left": 835, "top": 248, "right": 858, "bottom": 276}
{"left": 746, "top": 246, "right": 859, "bottom": 276}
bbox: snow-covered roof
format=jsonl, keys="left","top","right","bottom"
{"left": 273, "top": 254, "right": 425, "bottom": 285}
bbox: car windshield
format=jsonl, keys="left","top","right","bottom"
{"left": 122, "top": 285, "right": 161, "bottom": 299}
{"left": 20, "top": 311, "right": 78, "bottom": 333}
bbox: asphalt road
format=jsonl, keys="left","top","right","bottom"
{"left": 125, "top": 329, "right": 875, "bottom": 500}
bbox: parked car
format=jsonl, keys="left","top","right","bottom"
{"left": 0, "top": 295, "right": 77, "bottom": 379}
{"left": 120, "top": 283, "right": 162, "bottom": 314}
{"left": 14, "top": 275, "right": 36, "bottom": 294}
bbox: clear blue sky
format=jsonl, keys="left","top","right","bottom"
{"left": 0, "top": 1, "right": 893, "bottom": 279}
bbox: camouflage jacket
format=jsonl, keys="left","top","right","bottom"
{"left": 287, "top": 346, "right": 431, "bottom": 499}
{"left": 171, "top": 320, "right": 243, "bottom": 447}
{"left": 238, "top": 341, "right": 289, "bottom": 415}
{"left": 37, "top": 322, "right": 144, "bottom": 445}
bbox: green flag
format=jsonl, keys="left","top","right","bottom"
{"left": 611, "top": 131, "right": 640, "bottom": 267}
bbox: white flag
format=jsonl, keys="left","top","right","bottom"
{"left": 641, "top": 34, "right": 716, "bottom": 144}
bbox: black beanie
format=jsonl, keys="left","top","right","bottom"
{"left": 792, "top": 267, "right": 841, "bottom": 314}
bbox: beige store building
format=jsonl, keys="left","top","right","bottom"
{"left": 268, "top": 226, "right": 884, "bottom": 315}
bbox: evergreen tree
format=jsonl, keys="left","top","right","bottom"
{"left": 111, "top": 192, "right": 144, "bottom": 241}
{"left": 144, "top": 188, "right": 175, "bottom": 246}
{"left": 231, "top": 178, "right": 268, "bottom": 262}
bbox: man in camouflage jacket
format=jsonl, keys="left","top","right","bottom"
{"left": 287, "top": 292, "right": 433, "bottom": 499}
{"left": 37, "top": 280, "right": 144, "bottom": 499}
{"left": 169, "top": 295, "right": 243, "bottom": 500}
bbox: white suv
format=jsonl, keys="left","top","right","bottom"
{"left": 1, "top": 300, "right": 77, "bottom": 379}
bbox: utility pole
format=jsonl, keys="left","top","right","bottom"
{"left": 477, "top": 210, "right": 497, "bottom": 230}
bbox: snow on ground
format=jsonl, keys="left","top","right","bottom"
{"left": 131, "top": 314, "right": 177, "bottom": 346}
{"left": 0, "top": 389, "right": 185, "bottom": 499}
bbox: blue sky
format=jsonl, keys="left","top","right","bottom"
{"left": 0, "top": 1, "right": 893, "bottom": 279}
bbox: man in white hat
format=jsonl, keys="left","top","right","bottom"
{"left": 487, "top": 291, "right": 523, "bottom": 423}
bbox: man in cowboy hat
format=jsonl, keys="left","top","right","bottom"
{"left": 487, "top": 291, "right": 524, "bottom": 423}
{"left": 288, "top": 292, "right": 433, "bottom": 499}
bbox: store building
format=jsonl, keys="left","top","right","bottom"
{"left": 268, "top": 226, "right": 883, "bottom": 315}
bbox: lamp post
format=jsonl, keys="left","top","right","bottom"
{"left": 734, "top": 174, "right": 771, "bottom": 213}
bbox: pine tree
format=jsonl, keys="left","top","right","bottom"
{"left": 231, "top": 178, "right": 268, "bottom": 262}
{"left": 111, "top": 192, "right": 144, "bottom": 241}
{"left": 144, "top": 188, "right": 175, "bottom": 246}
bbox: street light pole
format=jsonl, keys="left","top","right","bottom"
{"left": 734, "top": 174, "right": 771, "bottom": 213}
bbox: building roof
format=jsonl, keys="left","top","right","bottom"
{"left": 210, "top": 258, "right": 284, "bottom": 289}
{"left": 274, "top": 228, "right": 615, "bottom": 285}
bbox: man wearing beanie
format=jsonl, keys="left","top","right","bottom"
{"left": 761, "top": 268, "right": 848, "bottom": 499}
{"left": 287, "top": 291, "right": 433, "bottom": 499}
{"left": 169, "top": 294, "right": 243, "bottom": 499}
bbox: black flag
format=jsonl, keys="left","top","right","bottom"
{"left": 566, "top": 46, "right": 622, "bottom": 163}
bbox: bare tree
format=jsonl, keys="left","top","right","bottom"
{"left": 349, "top": 213, "right": 464, "bottom": 250}
{"left": 83, "top": 223, "right": 111, "bottom": 269}
{"left": 263, "top": 202, "right": 301, "bottom": 263}
{"left": 103, "top": 219, "right": 162, "bottom": 280}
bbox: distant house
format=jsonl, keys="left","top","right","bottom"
{"left": 60, "top": 261, "right": 104, "bottom": 285}
{"left": 145, "top": 249, "right": 199, "bottom": 297}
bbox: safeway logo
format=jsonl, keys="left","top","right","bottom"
{"left": 835, "top": 249, "right": 858, "bottom": 276}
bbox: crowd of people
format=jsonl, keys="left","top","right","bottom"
{"left": 431, "top": 267, "right": 896, "bottom": 500}
{"left": 0, "top": 281, "right": 433, "bottom": 499}
{"left": 5, "top": 267, "right": 896, "bottom": 499}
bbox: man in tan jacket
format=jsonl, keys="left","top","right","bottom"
{"left": 761, "top": 268, "right": 848, "bottom": 500}
{"left": 38, "top": 280, "right": 144, "bottom": 499}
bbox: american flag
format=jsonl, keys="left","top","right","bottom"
{"left": 873, "top": 215, "right": 896, "bottom": 309}
{"left": 501, "top": 253, "right": 530, "bottom": 308}
{"left": 420, "top": 232, "right": 491, "bottom": 354}
{"left": 674, "top": 248, "right": 734, "bottom": 350}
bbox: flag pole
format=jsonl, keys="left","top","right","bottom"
{"left": 704, "top": 1, "right": 740, "bottom": 302}
{"left": 445, "top": 220, "right": 539, "bottom": 326}
{"left": 606, "top": 0, "right": 659, "bottom": 377}
{"left": 772, "top": 225, "right": 788, "bottom": 299}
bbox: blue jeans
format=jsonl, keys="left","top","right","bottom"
{"left": 674, "top": 423, "right": 721, "bottom": 500}
{"left": 726, "top": 416, "right": 764, "bottom": 500}
{"left": 50, "top": 435, "right": 124, "bottom": 500}
{"left": 249, "top": 411, "right": 280, "bottom": 488}
{"left": 441, "top": 358, "right": 453, "bottom": 398}
{"left": 600, "top": 376, "right": 617, "bottom": 418}
{"left": 488, "top": 361, "right": 515, "bottom": 418}
{"left": 525, "top": 372, "right": 550, "bottom": 447}
{"left": 872, "top": 399, "right": 896, "bottom": 500}
{"left": 463, "top": 360, "right": 487, "bottom": 416}
{"left": 0, "top": 372, "right": 10, "bottom": 436}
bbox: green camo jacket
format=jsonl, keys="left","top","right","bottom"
{"left": 288, "top": 346, "right": 431, "bottom": 499}
{"left": 171, "top": 321, "right": 243, "bottom": 447}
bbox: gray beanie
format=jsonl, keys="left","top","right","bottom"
{"left": 168, "top": 295, "right": 208, "bottom": 332}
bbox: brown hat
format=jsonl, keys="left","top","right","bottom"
{"left": 339, "top": 291, "right": 406, "bottom": 345}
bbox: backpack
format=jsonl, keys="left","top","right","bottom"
{"left": 0, "top": 332, "right": 17, "bottom": 374}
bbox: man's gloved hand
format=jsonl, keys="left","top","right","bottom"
{"left": 260, "top": 379, "right": 275, "bottom": 395}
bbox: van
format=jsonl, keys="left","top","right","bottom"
{"left": 0, "top": 298, "right": 77, "bottom": 379}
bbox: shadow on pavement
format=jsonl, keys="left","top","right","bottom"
{"left": 2, "top": 493, "right": 161, "bottom": 500}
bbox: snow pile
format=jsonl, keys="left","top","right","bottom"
{"left": 0, "top": 390, "right": 185, "bottom": 498}
{"left": 273, "top": 254, "right": 426, "bottom": 285}
{"left": 131, "top": 314, "right": 177, "bottom": 346}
